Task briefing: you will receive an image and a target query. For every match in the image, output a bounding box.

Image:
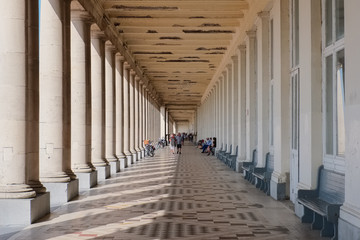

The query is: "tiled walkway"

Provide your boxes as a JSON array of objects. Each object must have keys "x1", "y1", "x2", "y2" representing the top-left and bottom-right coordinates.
[{"x1": 4, "y1": 143, "x2": 326, "y2": 240}]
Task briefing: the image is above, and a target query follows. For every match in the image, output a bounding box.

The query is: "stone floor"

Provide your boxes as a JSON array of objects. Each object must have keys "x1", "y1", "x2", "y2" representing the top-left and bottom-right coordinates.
[{"x1": 1, "y1": 142, "x2": 327, "y2": 240}]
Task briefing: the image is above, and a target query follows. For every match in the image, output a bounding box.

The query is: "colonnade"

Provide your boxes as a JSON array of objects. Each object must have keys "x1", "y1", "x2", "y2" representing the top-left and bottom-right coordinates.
[
  {"x1": 0, "y1": 0, "x2": 164, "y2": 225},
  {"x1": 197, "y1": 0, "x2": 360, "y2": 238}
]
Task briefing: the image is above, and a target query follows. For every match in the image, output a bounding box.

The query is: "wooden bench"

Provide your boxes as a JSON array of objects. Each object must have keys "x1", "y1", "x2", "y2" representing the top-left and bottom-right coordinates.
[
  {"x1": 297, "y1": 166, "x2": 345, "y2": 240},
  {"x1": 252, "y1": 152, "x2": 273, "y2": 195},
  {"x1": 227, "y1": 145, "x2": 238, "y2": 171},
  {"x1": 241, "y1": 149, "x2": 257, "y2": 182}
]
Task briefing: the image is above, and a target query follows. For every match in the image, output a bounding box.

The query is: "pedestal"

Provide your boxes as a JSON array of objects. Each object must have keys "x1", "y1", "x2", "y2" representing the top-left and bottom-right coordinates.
[
  {"x1": 96, "y1": 165, "x2": 111, "y2": 182},
  {"x1": 43, "y1": 179, "x2": 79, "y2": 207},
  {"x1": 76, "y1": 171, "x2": 97, "y2": 190},
  {"x1": 109, "y1": 161, "x2": 120, "y2": 175},
  {"x1": 132, "y1": 152, "x2": 138, "y2": 162},
  {"x1": 126, "y1": 154, "x2": 133, "y2": 165},
  {"x1": 0, "y1": 192, "x2": 50, "y2": 225}
]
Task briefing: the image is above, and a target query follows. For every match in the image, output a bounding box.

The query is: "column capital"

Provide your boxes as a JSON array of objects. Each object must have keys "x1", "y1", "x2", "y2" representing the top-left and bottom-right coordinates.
[
  {"x1": 231, "y1": 55, "x2": 238, "y2": 62},
  {"x1": 115, "y1": 52, "x2": 125, "y2": 61},
  {"x1": 258, "y1": 11, "x2": 270, "y2": 19},
  {"x1": 135, "y1": 75, "x2": 141, "y2": 82},
  {"x1": 71, "y1": 10, "x2": 93, "y2": 22},
  {"x1": 238, "y1": 44, "x2": 246, "y2": 52},
  {"x1": 246, "y1": 30, "x2": 257, "y2": 38},
  {"x1": 91, "y1": 23, "x2": 106, "y2": 39},
  {"x1": 130, "y1": 69, "x2": 136, "y2": 76},
  {"x1": 123, "y1": 61, "x2": 131, "y2": 69}
]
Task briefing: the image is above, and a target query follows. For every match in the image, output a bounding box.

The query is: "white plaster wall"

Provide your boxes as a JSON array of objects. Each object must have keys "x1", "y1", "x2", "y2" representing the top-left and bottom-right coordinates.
[{"x1": 339, "y1": 0, "x2": 360, "y2": 230}]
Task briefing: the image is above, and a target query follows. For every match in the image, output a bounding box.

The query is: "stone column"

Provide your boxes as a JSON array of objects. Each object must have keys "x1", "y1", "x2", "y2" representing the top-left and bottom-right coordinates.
[
  {"x1": 222, "y1": 72, "x2": 228, "y2": 152},
  {"x1": 271, "y1": 0, "x2": 291, "y2": 201},
  {"x1": 236, "y1": 45, "x2": 247, "y2": 169},
  {"x1": 115, "y1": 54, "x2": 126, "y2": 169},
  {"x1": 104, "y1": 41, "x2": 119, "y2": 175},
  {"x1": 129, "y1": 70, "x2": 137, "y2": 162},
  {"x1": 90, "y1": 27, "x2": 110, "y2": 181},
  {"x1": 139, "y1": 82, "x2": 145, "y2": 157},
  {"x1": 218, "y1": 76, "x2": 224, "y2": 151},
  {"x1": 256, "y1": 11, "x2": 270, "y2": 166},
  {"x1": 231, "y1": 56, "x2": 239, "y2": 153},
  {"x1": 339, "y1": 1, "x2": 360, "y2": 237},
  {"x1": 215, "y1": 81, "x2": 220, "y2": 151},
  {"x1": 0, "y1": 1, "x2": 51, "y2": 225},
  {"x1": 166, "y1": 109, "x2": 169, "y2": 143},
  {"x1": 246, "y1": 30, "x2": 257, "y2": 161},
  {"x1": 39, "y1": 0, "x2": 78, "y2": 206},
  {"x1": 0, "y1": 1, "x2": 37, "y2": 200},
  {"x1": 134, "y1": 76, "x2": 141, "y2": 160},
  {"x1": 160, "y1": 106, "x2": 166, "y2": 140},
  {"x1": 123, "y1": 62, "x2": 132, "y2": 165},
  {"x1": 70, "y1": 7, "x2": 97, "y2": 189},
  {"x1": 226, "y1": 65, "x2": 233, "y2": 154}
]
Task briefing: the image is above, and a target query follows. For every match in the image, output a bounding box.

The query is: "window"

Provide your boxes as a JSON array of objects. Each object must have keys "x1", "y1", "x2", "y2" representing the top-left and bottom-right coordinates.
[
  {"x1": 323, "y1": 0, "x2": 345, "y2": 162},
  {"x1": 291, "y1": 0, "x2": 299, "y2": 68}
]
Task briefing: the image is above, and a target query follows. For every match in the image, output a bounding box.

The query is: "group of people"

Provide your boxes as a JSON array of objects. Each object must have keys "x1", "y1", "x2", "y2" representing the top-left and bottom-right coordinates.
[
  {"x1": 169, "y1": 133, "x2": 184, "y2": 154},
  {"x1": 198, "y1": 137, "x2": 216, "y2": 156}
]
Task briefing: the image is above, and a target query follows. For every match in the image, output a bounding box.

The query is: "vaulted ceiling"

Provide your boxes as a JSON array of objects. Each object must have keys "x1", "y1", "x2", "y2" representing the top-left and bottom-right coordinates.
[{"x1": 93, "y1": 0, "x2": 249, "y2": 122}]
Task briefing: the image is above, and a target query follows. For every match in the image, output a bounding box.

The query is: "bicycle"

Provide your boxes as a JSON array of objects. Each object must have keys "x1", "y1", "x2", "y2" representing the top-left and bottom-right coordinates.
[{"x1": 144, "y1": 140, "x2": 155, "y2": 157}]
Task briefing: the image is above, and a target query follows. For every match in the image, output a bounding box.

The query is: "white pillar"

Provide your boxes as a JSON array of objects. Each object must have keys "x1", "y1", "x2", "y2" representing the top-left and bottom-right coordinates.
[
  {"x1": 90, "y1": 30, "x2": 111, "y2": 182},
  {"x1": 104, "y1": 41, "x2": 119, "y2": 175},
  {"x1": 115, "y1": 54, "x2": 126, "y2": 168},
  {"x1": 0, "y1": 0, "x2": 37, "y2": 199},
  {"x1": 123, "y1": 63, "x2": 132, "y2": 165},
  {"x1": 256, "y1": 11, "x2": 270, "y2": 165},
  {"x1": 134, "y1": 76, "x2": 141, "y2": 159},
  {"x1": 215, "y1": 81, "x2": 220, "y2": 150},
  {"x1": 237, "y1": 45, "x2": 247, "y2": 164},
  {"x1": 271, "y1": 0, "x2": 290, "y2": 200},
  {"x1": 231, "y1": 55, "x2": 239, "y2": 152},
  {"x1": 339, "y1": 0, "x2": 360, "y2": 238},
  {"x1": 70, "y1": 8, "x2": 96, "y2": 187},
  {"x1": 138, "y1": 81, "x2": 144, "y2": 157},
  {"x1": 39, "y1": 0, "x2": 72, "y2": 183},
  {"x1": 160, "y1": 106, "x2": 166, "y2": 139},
  {"x1": 246, "y1": 30, "x2": 257, "y2": 161},
  {"x1": 129, "y1": 70, "x2": 137, "y2": 162},
  {"x1": 226, "y1": 65, "x2": 233, "y2": 153}
]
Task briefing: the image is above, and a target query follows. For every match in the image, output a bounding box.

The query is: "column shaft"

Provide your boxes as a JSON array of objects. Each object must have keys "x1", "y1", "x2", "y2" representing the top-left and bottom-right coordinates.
[
  {"x1": 0, "y1": 0, "x2": 37, "y2": 198},
  {"x1": 39, "y1": 0, "x2": 71, "y2": 182},
  {"x1": 70, "y1": 12, "x2": 93, "y2": 173}
]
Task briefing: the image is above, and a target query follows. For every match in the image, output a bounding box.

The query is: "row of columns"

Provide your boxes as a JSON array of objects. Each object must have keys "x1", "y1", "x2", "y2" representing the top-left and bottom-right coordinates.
[
  {"x1": 0, "y1": 0, "x2": 161, "y2": 224},
  {"x1": 198, "y1": 5, "x2": 289, "y2": 200}
]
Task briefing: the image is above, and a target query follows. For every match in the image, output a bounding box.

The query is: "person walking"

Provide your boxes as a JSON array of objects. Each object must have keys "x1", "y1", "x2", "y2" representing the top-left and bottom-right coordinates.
[{"x1": 175, "y1": 132, "x2": 183, "y2": 154}]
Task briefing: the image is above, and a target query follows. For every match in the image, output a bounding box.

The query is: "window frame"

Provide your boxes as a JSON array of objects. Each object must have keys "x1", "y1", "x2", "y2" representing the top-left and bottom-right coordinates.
[{"x1": 322, "y1": 0, "x2": 345, "y2": 172}]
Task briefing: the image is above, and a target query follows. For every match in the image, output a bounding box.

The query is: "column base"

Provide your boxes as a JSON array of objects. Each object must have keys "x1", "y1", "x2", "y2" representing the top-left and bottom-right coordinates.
[
  {"x1": 43, "y1": 180, "x2": 79, "y2": 207},
  {"x1": 269, "y1": 171, "x2": 288, "y2": 200},
  {"x1": 140, "y1": 148, "x2": 145, "y2": 159},
  {"x1": 132, "y1": 152, "x2": 138, "y2": 162},
  {"x1": 0, "y1": 192, "x2": 50, "y2": 225},
  {"x1": 137, "y1": 150, "x2": 142, "y2": 160},
  {"x1": 235, "y1": 159, "x2": 246, "y2": 173},
  {"x1": 96, "y1": 165, "x2": 111, "y2": 182},
  {"x1": 76, "y1": 171, "x2": 98, "y2": 190},
  {"x1": 338, "y1": 204, "x2": 360, "y2": 240},
  {"x1": 126, "y1": 154, "x2": 133, "y2": 165},
  {"x1": 109, "y1": 161, "x2": 120, "y2": 175},
  {"x1": 117, "y1": 155, "x2": 127, "y2": 169}
]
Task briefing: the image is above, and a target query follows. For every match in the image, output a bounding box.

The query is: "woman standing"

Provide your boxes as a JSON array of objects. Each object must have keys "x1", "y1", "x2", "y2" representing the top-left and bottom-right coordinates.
[{"x1": 169, "y1": 134, "x2": 176, "y2": 154}]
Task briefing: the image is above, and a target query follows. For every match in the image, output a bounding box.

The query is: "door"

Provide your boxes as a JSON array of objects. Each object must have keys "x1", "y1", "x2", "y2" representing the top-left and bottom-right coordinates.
[{"x1": 290, "y1": 69, "x2": 299, "y2": 203}]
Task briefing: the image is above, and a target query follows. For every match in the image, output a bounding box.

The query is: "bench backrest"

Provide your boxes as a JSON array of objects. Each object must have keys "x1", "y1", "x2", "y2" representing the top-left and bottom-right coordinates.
[
  {"x1": 252, "y1": 149, "x2": 257, "y2": 166},
  {"x1": 228, "y1": 144, "x2": 232, "y2": 154},
  {"x1": 264, "y1": 153, "x2": 274, "y2": 172},
  {"x1": 234, "y1": 145, "x2": 238, "y2": 156},
  {"x1": 224, "y1": 144, "x2": 227, "y2": 152},
  {"x1": 317, "y1": 166, "x2": 345, "y2": 205}
]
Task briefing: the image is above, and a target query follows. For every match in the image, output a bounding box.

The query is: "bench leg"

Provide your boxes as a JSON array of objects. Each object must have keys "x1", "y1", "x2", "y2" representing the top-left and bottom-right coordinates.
[
  {"x1": 265, "y1": 181, "x2": 271, "y2": 196},
  {"x1": 301, "y1": 207, "x2": 314, "y2": 223},
  {"x1": 255, "y1": 177, "x2": 261, "y2": 189},
  {"x1": 311, "y1": 212, "x2": 323, "y2": 230},
  {"x1": 320, "y1": 218, "x2": 335, "y2": 238}
]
